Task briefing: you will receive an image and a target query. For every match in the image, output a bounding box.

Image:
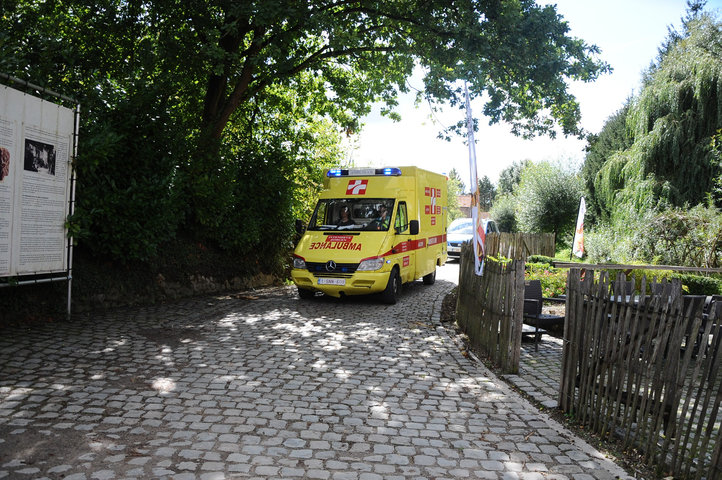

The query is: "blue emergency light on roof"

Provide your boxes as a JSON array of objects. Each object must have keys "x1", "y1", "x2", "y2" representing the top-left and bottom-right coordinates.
[{"x1": 326, "y1": 167, "x2": 402, "y2": 177}]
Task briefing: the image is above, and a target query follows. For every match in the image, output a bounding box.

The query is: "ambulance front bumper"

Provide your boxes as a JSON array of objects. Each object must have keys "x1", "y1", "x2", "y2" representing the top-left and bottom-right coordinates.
[{"x1": 291, "y1": 269, "x2": 390, "y2": 297}]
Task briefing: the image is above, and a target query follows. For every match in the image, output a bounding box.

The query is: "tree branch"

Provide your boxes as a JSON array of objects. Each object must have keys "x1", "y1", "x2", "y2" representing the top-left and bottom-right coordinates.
[{"x1": 209, "y1": 42, "x2": 393, "y2": 139}]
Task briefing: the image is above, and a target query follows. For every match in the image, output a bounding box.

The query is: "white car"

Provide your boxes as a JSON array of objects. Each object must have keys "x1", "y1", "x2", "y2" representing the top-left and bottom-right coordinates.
[{"x1": 446, "y1": 217, "x2": 499, "y2": 259}]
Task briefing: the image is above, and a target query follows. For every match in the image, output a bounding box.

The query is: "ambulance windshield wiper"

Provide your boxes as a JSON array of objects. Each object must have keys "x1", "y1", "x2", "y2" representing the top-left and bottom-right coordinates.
[{"x1": 316, "y1": 224, "x2": 361, "y2": 231}]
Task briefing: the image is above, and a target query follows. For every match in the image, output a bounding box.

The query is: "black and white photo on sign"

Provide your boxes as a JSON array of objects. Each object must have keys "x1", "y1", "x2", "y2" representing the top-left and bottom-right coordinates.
[{"x1": 24, "y1": 139, "x2": 56, "y2": 175}]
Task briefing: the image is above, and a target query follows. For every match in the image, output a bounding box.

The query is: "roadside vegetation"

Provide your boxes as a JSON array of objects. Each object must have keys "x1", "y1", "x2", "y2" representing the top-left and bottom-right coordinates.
[
  {"x1": 0, "y1": 0, "x2": 611, "y2": 322},
  {"x1": 483, "y1": 5, "x2": 722, "y2": 297},
  {"x1": 0, "y1": 2, "x2": 720, "y2": 319}
]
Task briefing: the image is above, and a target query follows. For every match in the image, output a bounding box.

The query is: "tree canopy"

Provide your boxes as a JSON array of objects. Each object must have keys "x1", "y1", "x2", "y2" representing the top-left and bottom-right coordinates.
[
  {"x1": 498, "y1": 160, "x2": 530, "y2": 195},
  {"x1": 582, "y1": 102, "x2": 633, "y2": 221},
  {"x1": 0, "y1": 0, "x2": 609, "y2": 269},
  {"x1": 515, "y1": 161, "x2": 583, "y2": 241},
  {"x1": 589, "y1": 11, "x2": 722, "y2": 221},
  {"x1": 582, "y1": 5, "x2": 722, "y2": 266},
  {"x1": 477, "y1": 175, "x2": 496, "y2": 211}
]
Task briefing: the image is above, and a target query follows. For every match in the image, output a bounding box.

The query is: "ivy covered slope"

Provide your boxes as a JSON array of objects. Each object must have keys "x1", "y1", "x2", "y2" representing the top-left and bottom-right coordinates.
[{"x1": 0, "y1": 1, "x2": 607, "y2": 305}]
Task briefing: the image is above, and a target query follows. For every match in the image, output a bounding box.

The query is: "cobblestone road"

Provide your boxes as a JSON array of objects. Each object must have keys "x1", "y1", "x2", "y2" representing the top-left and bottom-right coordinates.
[{"x1": 0, "y1": 266, "x2": 631, "y2": 479}]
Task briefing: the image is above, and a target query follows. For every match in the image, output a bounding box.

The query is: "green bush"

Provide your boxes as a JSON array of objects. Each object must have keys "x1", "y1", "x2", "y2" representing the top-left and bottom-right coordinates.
[
  {"x1": 528, "y1": 255, "x2": 555, "y2": 265},
  {"x1": 490, "y1": 194, "x2": 518, "y2": 233},
  {"x1": 525, "y1": 262, "x2": 568, "y2": 298},
  {"x1": 74, "y1": 92, "x2": 185, "y2": 263},
  {"x1": 671, "y1": 273, "x2": 722, "y2": 295},
  {"x1": 515, "y1": 161, "x2": 583, "y2": 240},
  {"x1": 596, "y1": 269, "x2": 722, "y2": 296},
  {"x1": 631, "y1": 205, "x2": 722, "y2": 268}
]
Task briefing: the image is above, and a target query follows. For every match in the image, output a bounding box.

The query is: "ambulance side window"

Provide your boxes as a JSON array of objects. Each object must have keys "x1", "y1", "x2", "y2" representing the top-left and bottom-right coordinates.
[
  {"x1": 395, "y1": 202, "x2": 409, "y2": 234},
  {"x1": 316, "y1": 203, "x2": 329, "y2": 226}
]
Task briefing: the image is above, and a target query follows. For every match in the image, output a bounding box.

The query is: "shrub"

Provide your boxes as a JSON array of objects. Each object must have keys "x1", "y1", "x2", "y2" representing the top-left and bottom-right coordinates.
[
  {"x1": 595, "y1": 269, "x2": 722, "y2": 295},
  {"x1": 671, "y1": 273, "x2": 722, "y2": 295},
  {"x1": 74, "y1": 93, "x2": 185, "y2": 263},
  {"x1": 631, "y1": 205, "x2": 722, "y2": 268},
  {"x1": 515, "y1": 161, "x2": 583, "y2": 240},
  {"x1": 490, "y1": 194, "x2": 518, "y2": 233},
  {"x1": 528, "y1": 255, "x2": 555, "y2": 265},
  {"x1": 525, "y1": 262, "x2": 568, "y2": 297}
]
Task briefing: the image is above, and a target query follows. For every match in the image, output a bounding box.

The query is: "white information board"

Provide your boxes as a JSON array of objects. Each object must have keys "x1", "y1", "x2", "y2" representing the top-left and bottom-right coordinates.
[{"x1": 0, "y1": 85, "x2": 74, "y2": 277}]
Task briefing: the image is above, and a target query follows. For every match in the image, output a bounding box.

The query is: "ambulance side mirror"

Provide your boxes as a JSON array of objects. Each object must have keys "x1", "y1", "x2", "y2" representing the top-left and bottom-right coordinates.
[
  {"x1": 409, "y1": 220, "x2": 419, "y2": 235},
  {"x1": 295, "y1": 219, "x2": 306, "y2": 234}
]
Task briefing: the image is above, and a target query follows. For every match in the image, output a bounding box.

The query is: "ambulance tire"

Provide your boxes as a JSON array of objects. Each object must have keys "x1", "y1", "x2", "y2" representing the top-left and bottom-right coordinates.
[
  {"x1": 381, "y1": 268, "x2": 402, "y2": 305},
  {"x1": 422, "y1": 269, "x2": 436, "y2": 285},
  {"x1": 297, "y1": 287, "x2": 316, "y2": 300}
]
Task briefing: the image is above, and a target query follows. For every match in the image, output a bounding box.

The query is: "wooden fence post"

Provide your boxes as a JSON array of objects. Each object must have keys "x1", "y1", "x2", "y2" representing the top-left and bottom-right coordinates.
[{"x1": 455, "y1": 244, "x2": 524, "y2": 373}]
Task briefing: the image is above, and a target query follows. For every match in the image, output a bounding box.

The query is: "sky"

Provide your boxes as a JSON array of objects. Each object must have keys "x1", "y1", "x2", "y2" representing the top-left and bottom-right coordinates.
[{"x1": 348, "y1": 0, "x2": 722, "y2": 191}]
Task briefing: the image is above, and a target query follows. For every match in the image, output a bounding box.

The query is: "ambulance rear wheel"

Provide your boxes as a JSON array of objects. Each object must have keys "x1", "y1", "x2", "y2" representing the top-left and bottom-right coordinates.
[
  {"x1": 382, "y1": 269, "x2": 401, "y2": 305},
  {"x1": 423, "y1": 269, "x2": 436, "y2": 285},
  {"x1": 298, "y1": 287, "x2": 315, "y2": 300}
]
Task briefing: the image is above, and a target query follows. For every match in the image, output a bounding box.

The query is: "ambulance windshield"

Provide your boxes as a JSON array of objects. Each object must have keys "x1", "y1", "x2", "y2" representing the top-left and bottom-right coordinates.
[{"x1": 308, "y1": 198, "x2": 395, "y2": 231}]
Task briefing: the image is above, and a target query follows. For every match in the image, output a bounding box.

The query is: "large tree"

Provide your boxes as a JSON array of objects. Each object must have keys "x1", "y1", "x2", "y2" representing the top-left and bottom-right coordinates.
[
  {"x1": 516, "y1": 161, "x2": 583, "y2": 242},
  {"x1": 498, "y1": 160, "x2": 530, "y2": 195},
  {"x1": 2, "y1": 0, "x2": 609, "y2": 145},
  {"x1": 582, "y1": 101, "x2": 633, "y2": 222},
  {"x1": 191, "y1": 1, "x2": 608, "y2": 142},
  {"x1": 592, "y1": 11, "x2": 722, "y2": 221},
  {"x1": 478, "y1": 175, "x2": 496, "y2": 211}
]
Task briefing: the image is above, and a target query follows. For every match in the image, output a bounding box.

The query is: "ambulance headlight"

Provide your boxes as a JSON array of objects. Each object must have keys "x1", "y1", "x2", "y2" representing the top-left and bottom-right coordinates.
[
  {"x1": 357, "y1": 257, "x2": 384, "y2": 271},
  {"x1": 293, "y1": 255, "x2": 306, "y2": 269}
]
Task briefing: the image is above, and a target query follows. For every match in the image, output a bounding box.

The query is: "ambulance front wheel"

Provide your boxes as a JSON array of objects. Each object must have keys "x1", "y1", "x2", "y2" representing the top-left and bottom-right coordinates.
[
  {"x1": 422, "y1": 269, "x2": 436, "y2": 285},
  {"x1": 297, "y1": 287, "x2": 316, "y2": 300},
  {"x1": 381, "y1": 268, "x2": 402, "y2": 305}
]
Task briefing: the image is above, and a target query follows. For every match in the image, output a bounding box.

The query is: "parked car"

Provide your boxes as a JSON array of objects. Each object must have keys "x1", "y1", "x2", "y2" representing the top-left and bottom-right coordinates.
[{"x1": 446, "y1": 217, "x2": 499, "y2": 260}]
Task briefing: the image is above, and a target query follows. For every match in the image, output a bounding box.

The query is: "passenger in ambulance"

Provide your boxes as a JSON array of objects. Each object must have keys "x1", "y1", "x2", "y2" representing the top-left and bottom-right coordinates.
[
  {"x1": 336, "y1": 206, "x2": 354, "y2": 226},
  {"x1": 368, "y1": 205, "x2": 390, "y2": 230}
]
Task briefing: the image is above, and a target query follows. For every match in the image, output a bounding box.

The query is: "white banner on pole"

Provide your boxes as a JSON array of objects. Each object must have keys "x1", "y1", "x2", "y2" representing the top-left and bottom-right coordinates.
[
  {"x1": 464, "y1": 83, "x2": 484, "y2": 276},
  {"x1": 572, "y1": 197, "x2": 586, "y2": 258}
]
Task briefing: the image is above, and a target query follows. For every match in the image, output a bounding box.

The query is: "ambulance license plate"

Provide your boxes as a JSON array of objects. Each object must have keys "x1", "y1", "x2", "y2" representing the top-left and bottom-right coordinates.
[{"x1": 318, "y1": 278, "x2": 345, "y2": 286}]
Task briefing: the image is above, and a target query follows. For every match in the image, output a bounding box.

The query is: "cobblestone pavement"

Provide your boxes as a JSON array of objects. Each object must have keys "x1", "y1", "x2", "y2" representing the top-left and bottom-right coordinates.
[
  {"x1": 0, "y1": 266, "x2": 632, "y2": 480},
  {"x1": 505, "y1": 339, "x2": 564, "y2": 410}
]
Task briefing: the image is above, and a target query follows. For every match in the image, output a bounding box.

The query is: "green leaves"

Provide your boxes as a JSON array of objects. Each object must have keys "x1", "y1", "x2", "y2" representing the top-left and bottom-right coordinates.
[
  {"x1": 581, "y1": 8, "x2": 722, "y2": 267},
  {"x1": 190, "y1": 0, "x2": 608, "y2": 143},
  {"x1": 515, "y1": 161, "x2": 583, "y2": 242},
  {"x1": 2, "y1": 0, "x2": 609, "y2": 270},
  {"x1": 589, "y1": 12, "x2": 722, "y2": 227}
]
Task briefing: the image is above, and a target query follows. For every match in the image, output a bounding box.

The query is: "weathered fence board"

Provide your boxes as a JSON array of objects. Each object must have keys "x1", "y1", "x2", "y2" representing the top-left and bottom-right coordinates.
[
  {"x1": 485, "y1": 232, "x2": 555, "y2": 259},
  {"x1": 455, "y1": 244, "x2": 525, "y2": 373},
  {"x1": 561, "y1": 269, "x2": 722, "y2": 479}
]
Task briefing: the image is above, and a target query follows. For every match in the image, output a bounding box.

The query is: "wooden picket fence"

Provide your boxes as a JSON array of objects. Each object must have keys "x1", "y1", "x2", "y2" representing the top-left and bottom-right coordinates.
[
  {"x1": 455, "y1": 244, "x2": 525, "y2": 373},
  {"x1": 560, "y1": 269, "x2": 722, "y2": 479},
  {"x1": 485, "y1": 232, "x2": 555, "y2": 259}
]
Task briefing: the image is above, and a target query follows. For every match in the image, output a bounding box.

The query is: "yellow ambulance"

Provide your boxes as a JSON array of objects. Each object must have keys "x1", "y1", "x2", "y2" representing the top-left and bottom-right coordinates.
[{"x1": 291, "y1": 166, "x2": 448, "y2": 304}]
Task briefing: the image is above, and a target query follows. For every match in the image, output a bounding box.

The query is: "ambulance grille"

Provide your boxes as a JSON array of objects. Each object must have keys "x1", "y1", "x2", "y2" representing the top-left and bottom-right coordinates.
[{"x1": 305, "y1": 262, "x2": 359, "y2": 277}]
